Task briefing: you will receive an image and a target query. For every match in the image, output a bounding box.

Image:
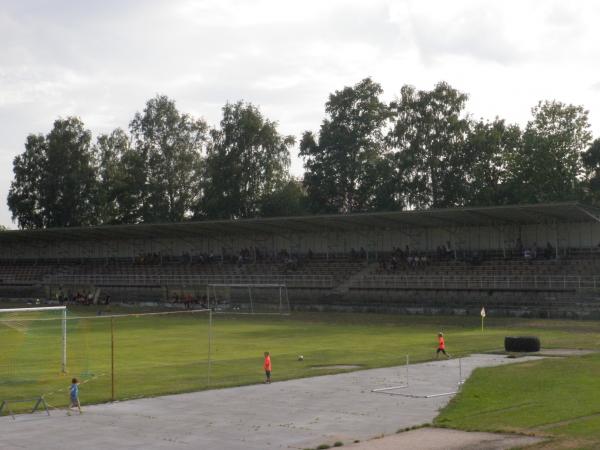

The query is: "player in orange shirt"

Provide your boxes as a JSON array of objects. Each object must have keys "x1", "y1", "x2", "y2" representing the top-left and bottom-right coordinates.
[
  {"x1": 436, "y1": 332, "x2": 450, "y2": 359},
  {"x1": 263, "y1": 351, "x2": 272, "y2": 383}
]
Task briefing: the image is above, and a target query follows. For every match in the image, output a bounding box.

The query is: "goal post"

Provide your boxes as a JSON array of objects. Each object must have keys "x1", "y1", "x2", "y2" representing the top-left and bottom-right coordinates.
[
  {"x1": 0, "y1": 306, "x2": 67, "y2": 373},
  {"x1": 206, "y1": 283, "x2": 290, "y2": 314},
  {"x1": 1, "y1": 308, "x2": 214, "y2": 411}
]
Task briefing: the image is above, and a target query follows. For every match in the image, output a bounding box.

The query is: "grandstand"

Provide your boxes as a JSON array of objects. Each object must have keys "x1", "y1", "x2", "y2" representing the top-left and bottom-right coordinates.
[{"x1": 1, "y1": 202, "x2": 600, "y2": 317}]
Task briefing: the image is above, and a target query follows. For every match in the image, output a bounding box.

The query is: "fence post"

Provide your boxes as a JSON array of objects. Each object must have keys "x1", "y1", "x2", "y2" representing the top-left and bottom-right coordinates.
[
  {"x1": 207, "y1": 309, "x2": 212, "y2": 386},
  {"x1": 111, "y1": 317, "x2": 115, "y2": 402}
]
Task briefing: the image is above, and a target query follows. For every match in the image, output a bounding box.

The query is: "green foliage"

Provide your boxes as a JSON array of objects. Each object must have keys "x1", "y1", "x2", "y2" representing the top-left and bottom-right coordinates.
[
  {"x1": 260, "y1": 179, "x2": 309, "y2": 217},
  {"x1": 93, "y1": 128, "x2": 138, "y2": 224},
  {"x1": 301, "y1": 78, "x2": 391, "y2": 213},
  {"x1": 7, "y1": 83, "x2": 600, "y2": 230},
  {"x1": 201, "y1": 101, "x2": 293, "y2": 219},
  {"x1": 8, "y1": 118, "x2": 98, "y2": 228},
  {"x1": 463, "y1": 119, "x2": 522, "y2": 206},
  {"x1": 582, "y1": 138, "x2": 600, "y2": 205},
  {"x1": 505, "y1": 101, "x2": 592, "y2": 203},
  {"x1": 129, "y1": 95, "x2": 207, "y2": 222},
  {"x1": 389, "y1": 82, "x2": 471, "y2": 209}
]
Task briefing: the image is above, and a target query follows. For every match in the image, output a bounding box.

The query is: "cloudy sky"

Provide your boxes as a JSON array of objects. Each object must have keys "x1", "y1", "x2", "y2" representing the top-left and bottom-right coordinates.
[{"x1": 1, "y1": 0, "x2": 599, "y2": 228}]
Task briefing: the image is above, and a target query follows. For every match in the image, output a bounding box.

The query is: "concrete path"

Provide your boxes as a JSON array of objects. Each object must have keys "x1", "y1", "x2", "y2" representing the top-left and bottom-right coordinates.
[
  {"x1": 0, "y1": 354, "x2": 541, "y2": 450},
  {"x1": 346, "y1": 428, "x2": 544, "y2": 450}
]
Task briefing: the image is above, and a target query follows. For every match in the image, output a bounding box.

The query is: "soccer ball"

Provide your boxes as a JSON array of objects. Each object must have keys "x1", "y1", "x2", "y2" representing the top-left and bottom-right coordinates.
[{"x1": 297, "y1": 355, "x2": 304, "y2": 361}]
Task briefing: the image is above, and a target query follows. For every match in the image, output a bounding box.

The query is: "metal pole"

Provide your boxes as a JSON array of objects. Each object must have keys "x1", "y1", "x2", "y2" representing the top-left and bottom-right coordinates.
[
  {"x1": 249, "y1": 286, "x2": 254, "y2": 313},
  {"x1": 111, "y1": 317, "x2": 115, "y2": 401},
  {"x1": 62, "y1": 308, "x2": 67, "y2": 373},
  {"x1": 207, "y1": 309, "x2": 212, "y2": 386}
]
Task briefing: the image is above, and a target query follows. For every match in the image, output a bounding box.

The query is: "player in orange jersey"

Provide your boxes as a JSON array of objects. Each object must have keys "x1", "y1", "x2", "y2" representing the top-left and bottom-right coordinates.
[
  {"x1": 436, "y1": 332, "x2": 450, "y2": 359},
  {"x1": 263, "y1": 351, "x2": 272, "y2": 383}
]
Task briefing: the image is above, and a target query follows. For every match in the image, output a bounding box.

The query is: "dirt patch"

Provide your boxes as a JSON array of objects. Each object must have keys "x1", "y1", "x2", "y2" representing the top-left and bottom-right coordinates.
[
  {"x1": 536, "y1": 349, "x2": 597, "y2": 357},
  {"x1": 310, "y1": 364, "x2": 362, "y2": 370},
  {"x1": 344, "y1": 427, "x2": 545, "y2": 450}
]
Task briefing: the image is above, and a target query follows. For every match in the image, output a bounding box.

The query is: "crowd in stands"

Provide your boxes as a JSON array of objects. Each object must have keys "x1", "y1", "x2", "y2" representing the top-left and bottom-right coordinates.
[
  {"x1": 55, "y1": 290, "x2": 111, "y2": 306},
  {"x1": 170, "y1": 292, "x2": 206, "y2": 309},
  {"x1": 515, "y1": 239, "x2": 556, "y2": 262},
  {"x1": 375, "y1": 239, "x2": 559, "y2": 274}
]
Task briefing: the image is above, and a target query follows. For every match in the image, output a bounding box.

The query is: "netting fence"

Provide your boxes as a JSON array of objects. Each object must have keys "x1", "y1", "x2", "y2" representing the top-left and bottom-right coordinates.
[{"x1": 0, "y1": 308, "x2": 215, "y2": 412}]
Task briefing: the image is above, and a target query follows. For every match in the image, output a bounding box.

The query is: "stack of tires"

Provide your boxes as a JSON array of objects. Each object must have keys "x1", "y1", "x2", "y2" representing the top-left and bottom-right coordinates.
[{"x1": 504, "y1": 336, "x2": 540, "y2": 352}]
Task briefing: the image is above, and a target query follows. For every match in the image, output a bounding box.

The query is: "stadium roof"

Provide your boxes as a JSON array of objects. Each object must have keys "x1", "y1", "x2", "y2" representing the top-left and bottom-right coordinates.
[{"x1": 1, "y1": 202, "x2": 599, "y2": 244}]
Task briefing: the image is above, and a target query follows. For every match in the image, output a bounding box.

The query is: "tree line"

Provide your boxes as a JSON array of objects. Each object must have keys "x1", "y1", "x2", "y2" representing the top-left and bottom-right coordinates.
[{"x1": 8, "y1": 79, "x2": 600, "y2": 229}]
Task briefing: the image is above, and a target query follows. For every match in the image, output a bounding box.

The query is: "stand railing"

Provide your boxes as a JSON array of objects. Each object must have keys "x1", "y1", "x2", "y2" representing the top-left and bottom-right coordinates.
[
  {"x1": 353, "y1": 275, "x2": 600, "y2": 290},
  {"x1": 45, "y1": 274, "x2": 336, "y2": 289}
]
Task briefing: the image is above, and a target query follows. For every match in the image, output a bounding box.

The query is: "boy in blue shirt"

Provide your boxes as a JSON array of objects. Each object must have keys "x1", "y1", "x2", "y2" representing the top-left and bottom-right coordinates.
[{"x1": 68, "y1": 378, "x2": 82, "y2": 414}]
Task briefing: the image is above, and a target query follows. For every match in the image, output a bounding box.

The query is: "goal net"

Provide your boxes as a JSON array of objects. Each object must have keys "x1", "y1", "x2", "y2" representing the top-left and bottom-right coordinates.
[
  {"x1": 0, "y1": 306, "x2": 67, "y2": 376},
  {"x1": 206, "y1": 283, "x2": 290, "y2": 314},
  {"x1": 0, "y1": 308, "x2": 213, "y2": 412}
]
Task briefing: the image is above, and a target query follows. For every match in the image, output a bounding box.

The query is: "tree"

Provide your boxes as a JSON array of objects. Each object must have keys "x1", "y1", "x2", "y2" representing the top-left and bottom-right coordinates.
[
  {"x1": 260, "y1": 179, "x2": 308, "y2": 217},
  {"x1": 582, "y1": 138, "x2": 600, "y2": 204},
  {"x1": 388, "y1": 82, "x2": 470, "y2": 209},
  {"x1": 464, "y1": 119, "x2": 522, "y2": 206},
  {"x1": 300, "y1": 78, "x2": 391, "y2": 213},
  {"x1": 7, "y1": 134, "x2": 47, "y2": 228},
  {"x1": 506, "y1": 101, "x2": 592, "y2": 203},
  {"x1": 8, "y1": 118, "x2": 98, "y2": 228},
  {"x1": 93, "y1": 128, "x2": 145, "y2": 224},
  {"x1": 129, "y1": 95, "x2": 207, "y2": 223},
  {"x1": 201, "y1": 101, "x2": 293, "y2": 219}
]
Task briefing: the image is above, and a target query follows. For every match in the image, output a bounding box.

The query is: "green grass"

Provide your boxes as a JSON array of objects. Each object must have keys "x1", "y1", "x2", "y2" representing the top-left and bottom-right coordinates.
[
  {"x1": 1, "y1": 306, "x2": 600, "y2": 430},
  {"x1": 435, "y1": 353, "x2": 600, "y2": 448}
]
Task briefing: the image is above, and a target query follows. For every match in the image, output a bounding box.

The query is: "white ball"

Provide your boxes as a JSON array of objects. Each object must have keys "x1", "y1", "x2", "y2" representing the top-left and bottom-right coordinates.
[{"x1": 298, "y1": 355, "x2": 304, "y2": 361}]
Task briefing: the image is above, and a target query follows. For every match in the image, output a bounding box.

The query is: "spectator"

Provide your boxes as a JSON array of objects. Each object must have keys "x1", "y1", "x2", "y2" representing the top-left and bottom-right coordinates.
[{"x1": 359, "y1": 247, "x2": 367, "y2": 260}]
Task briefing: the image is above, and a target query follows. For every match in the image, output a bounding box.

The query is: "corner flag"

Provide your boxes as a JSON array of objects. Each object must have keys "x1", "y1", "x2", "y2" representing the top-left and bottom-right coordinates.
[{"x1": 480, "y1": 307, "x2": 486, "y2": 332}]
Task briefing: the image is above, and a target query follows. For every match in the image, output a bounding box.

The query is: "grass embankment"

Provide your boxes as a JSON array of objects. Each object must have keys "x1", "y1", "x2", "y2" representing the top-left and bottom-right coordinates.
[
  {"x1": 1, "y1": 308, "x2": 599, "y2": 420},
  {"x1": 436, "y1": 353, "x2": 600, "y2": 449}
]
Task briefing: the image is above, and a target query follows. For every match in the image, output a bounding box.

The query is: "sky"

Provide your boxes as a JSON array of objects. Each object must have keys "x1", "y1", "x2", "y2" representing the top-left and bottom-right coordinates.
[{"x1": 1, "y1": 0, "x2": 600, "y2": 228}]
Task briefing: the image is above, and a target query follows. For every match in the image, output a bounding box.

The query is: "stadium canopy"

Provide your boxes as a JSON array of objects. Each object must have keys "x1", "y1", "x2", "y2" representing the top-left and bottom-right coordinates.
[{"x1": 1, "y1": 202, "x2": 599, "y2": 243}]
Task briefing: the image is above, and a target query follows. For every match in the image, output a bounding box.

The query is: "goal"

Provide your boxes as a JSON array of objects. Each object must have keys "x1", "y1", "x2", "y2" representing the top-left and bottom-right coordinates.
[
  {"x1": 206, "y1": 283, "x2": 290, "y2": 314},
  {"x1": 1, "y1": 308, "x2": 214, "y2": 410},
  {"x1": 0, "y1": 306, "x2": 67, "y2": 373}
]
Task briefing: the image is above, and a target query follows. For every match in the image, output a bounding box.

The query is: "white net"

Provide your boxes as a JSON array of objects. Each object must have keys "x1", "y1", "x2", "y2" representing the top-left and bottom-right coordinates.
[{"x1": 207, "y1": 284, "x2": 290, "y2": 314}]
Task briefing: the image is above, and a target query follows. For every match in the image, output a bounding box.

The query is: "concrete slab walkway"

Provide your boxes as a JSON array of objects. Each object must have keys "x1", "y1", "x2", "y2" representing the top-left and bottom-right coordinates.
[{"x1": 0, "y1": 354, "x2": 541, "y2": 450}]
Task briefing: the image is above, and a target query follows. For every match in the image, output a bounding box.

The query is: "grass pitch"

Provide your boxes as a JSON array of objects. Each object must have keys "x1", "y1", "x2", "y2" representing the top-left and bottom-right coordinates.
[
  {"x1": 436, "y1": 353, "x2": 600, "y2": 449},
  {"x1": 1, "y1": 306, "x2": 600, "y2": 437}
]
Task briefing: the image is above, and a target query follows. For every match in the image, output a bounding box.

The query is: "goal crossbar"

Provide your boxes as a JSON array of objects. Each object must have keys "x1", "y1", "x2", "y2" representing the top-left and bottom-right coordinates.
[{"x1": 0, "y1": 306, "x2": 66, "y2": 313}]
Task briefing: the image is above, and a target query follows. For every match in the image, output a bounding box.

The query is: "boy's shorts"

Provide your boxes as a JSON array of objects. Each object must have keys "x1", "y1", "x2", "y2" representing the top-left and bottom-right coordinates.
[{"x1": 265, "y1": 370, "x2": 271, "y2": 377}]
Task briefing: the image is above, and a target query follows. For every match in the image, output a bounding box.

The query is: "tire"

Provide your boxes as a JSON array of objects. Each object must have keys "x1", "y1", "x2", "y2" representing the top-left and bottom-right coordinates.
[{"x1": 504, "y1": 336, "x2": 541, "y2": 352}]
